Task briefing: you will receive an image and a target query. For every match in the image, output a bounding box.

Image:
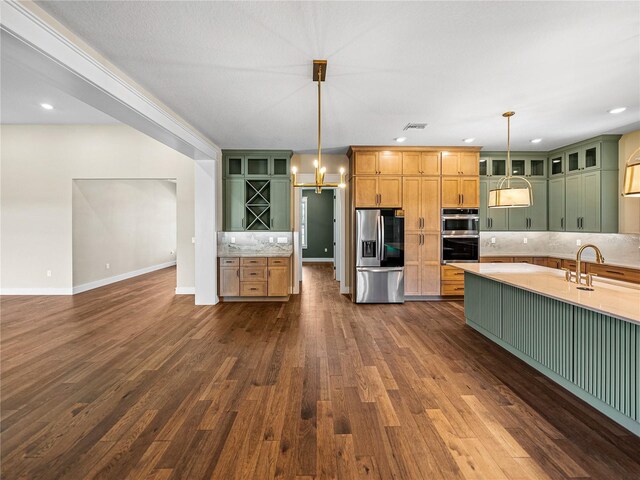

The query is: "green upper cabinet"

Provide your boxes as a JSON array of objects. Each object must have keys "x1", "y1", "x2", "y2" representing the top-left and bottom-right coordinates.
[
  {"x1": 480, "y1": 179, "x2": 508, "y2": 231},
  {"x1": 222, "y1": 150, "x2": 292, "y2": 232},
  {"x1": 225, "y1": 179, "x2": 246, "y2": 231},
  {"x1": 548, "y1": 177, "x2": 565, "y2": 231},
  {"x1": 270, "y1": 179, "x2": 291, "y2": 230},
  {"x1": 480, "y1": 152, "x2": 546, "y2": 178},
  {"x1": 549, "y1": 152, "x2": 565, "y2": 177},
  {"x1": 507, "y1": 180, "x2": 547, "y2": 231}
]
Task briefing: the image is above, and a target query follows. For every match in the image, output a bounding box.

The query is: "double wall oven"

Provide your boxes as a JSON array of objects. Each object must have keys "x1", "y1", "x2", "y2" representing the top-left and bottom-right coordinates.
[{"x1": 441, "y1": 208, "x2": 479, "y2": 263}]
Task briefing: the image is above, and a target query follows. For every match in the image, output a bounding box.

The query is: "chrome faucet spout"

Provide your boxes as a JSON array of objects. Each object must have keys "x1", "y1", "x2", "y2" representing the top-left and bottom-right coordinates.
[{"x1": 575, "y1": 244, "x2": 605, "y2": 285}]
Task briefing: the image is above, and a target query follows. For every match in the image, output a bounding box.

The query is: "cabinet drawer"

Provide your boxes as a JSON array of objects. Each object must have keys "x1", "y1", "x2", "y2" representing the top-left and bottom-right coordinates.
[
  {"x1": 219, "y1": 257, "x2": 239, "y2": 266},
  {"x1": 513, "y1": 257, "x2": 534, "y2": 264},
  {"x1": 240, "y1": 282, "x2": 267, "y2": 296},
  {"x1": 268, "y1": 257, "x2": 290, "y2": 267},
  {"x1": 441, "y1": 265, "x2": 465, "y2": 281},
  {"x1": 240, "y1": 257, "x2": 267, "y2": 266},
  {"x1": 561, "y1": 259, "x2": 586, "y2": 273},
  {"x1": 240, "y1": 267, "x2": 267, "y2": 281},
  {"x1": 441, "y1": 282, "x2": 465, "y2": 296},
  {"x1": 587, "y1": 263, "x2": 640, "y2": 284},
  {"x1": 547, "y1": 257, "x2": 562, "y2": 269},
  {"x1": 533, "y1": 257, "x2": 548, "y2": 266},
  {"x1": 481, "y1": 257, "x2": 513, "y2": 263}
]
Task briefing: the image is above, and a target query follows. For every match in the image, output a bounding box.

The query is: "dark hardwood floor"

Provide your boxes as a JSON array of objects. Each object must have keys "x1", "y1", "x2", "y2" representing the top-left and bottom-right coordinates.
[{"x1": 2, "y1": 264, "x2": 639, "y2": 479}]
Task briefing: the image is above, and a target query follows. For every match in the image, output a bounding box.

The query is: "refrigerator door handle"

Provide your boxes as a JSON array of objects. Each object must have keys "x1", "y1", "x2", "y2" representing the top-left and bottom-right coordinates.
[
  {"x1": 379, "y1": 215, "x2": 385, "y2": 260},
  {"x1": 377, "y1": 214, "x2": 383, "y2": 260},
  {"x1": 357, "y1": 267, "x2": 404, "y2": 273}
]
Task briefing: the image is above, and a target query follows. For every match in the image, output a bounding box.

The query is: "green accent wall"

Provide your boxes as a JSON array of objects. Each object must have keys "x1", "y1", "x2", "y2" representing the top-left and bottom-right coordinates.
[{"x1": 302, "y1": 190, "x2": 334, "y2": 259}]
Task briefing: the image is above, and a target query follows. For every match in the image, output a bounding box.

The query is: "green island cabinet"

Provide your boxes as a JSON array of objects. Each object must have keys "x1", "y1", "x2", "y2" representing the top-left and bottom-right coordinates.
[
  {"x1": 222, "y1": 150, "x2": 292, "y2": 231},
  {"x1": 547, "y1": 135, "x2": 620, "y2": 233},
  {"x1": 479, "y1": 152, "x2": 548, "y2": 231}
]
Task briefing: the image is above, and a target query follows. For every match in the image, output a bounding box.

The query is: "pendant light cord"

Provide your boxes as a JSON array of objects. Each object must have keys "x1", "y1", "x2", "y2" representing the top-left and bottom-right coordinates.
[{"x1": 317, "y1": 65, "x2": 322, "y2": 186}]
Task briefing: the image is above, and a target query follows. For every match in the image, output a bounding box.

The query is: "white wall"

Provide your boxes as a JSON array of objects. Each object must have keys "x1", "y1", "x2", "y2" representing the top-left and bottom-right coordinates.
[
  {"x1": 72, "y1": 179, "x2": 177, "y2": 290},
  {"x1": 1, "y1": 125, "x2": 195, "y2": 294}
]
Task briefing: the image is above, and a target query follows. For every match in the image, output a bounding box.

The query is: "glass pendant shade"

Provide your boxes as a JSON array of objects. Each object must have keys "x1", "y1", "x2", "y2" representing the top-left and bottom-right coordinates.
[{"x1": 622, "y1": 149, "x2": 640, "y2": 197}]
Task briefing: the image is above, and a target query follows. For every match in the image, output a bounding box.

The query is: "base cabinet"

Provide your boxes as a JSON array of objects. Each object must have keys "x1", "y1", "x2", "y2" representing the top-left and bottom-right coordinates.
[{"x1": 218, "y1": 256, "x2": 291, "y2": 299}]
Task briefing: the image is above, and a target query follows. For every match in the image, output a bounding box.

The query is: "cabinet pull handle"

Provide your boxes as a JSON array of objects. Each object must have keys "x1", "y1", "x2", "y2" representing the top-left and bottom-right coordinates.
[
  {"x1": 236, "y1": 269, "x2": 239, "y2": 277},
  {"x1": 242, "y1": 218, "x2": 245, "y2": 228},
  {"x1": 461, "y1": 194, "x2": 464, "y2": 205},
  {"x1": 561, "y1": 217, "x2": 564, "y2": 229},
  {"x1": 271, "y1": 218, "x2": 273, "y2": 228}
]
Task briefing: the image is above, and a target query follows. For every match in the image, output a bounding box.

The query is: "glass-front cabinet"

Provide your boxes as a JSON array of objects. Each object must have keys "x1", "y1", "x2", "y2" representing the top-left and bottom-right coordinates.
[
  {"x1": 222, "y1": 150, "x2": 292, "y2": 231},
  {"x1": 549, "y1": 153, "x2": 565, "y2": 176},
  {"x1": 480, "y1": 153, "x2": 545, "y2": 178},
  {"x1": 564, "y1": 142, "x2": 602, "y2": 176}
]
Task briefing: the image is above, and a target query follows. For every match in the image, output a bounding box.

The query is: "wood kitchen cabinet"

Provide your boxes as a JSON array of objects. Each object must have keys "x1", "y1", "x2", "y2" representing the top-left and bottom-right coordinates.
[
  {"x1": 354, "y1": 176, "x2": 402, "y2": 208},
  {"x1": 402, "y1": 177, "x2": 440, "y2": 231},
  {"x1": 402, "y1": 152, "x2": 440, "y2": 175},
  {"x1": 218, "y1": 256, "x2": 290, "y2": 299},
  {"x1": 442, "y1": 177, "x2": 479, "y2": 208},
  {"x1": 404, "y1": 232, "x2": 440, "y2": 296},
  {"x1": 441, "y1": 151, "x2": 479, "y2": 176},
  {"x1": 354, "y1": 151, "x2": 402, "y2": 175}
]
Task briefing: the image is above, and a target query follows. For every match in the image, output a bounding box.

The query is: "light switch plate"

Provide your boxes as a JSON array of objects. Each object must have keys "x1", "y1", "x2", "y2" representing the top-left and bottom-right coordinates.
[
  {"x1": 576, "y1": 239, "x2": 582, "y2": 246},
  {"x1": 277, "y1": 237, "x2": 288, "y2": 244},
  {"x1": 230, "y1": 237, "x2": 235, "y2": 244},
  {"x1": 269, "y1": 237, "x2": 274, "y2": 243},
  {"x1": 491, "y1": 237, "x2": 496, "y2": 244},
  {"x1": 523, "y1": 237, "x2": 528, "y2": 244}
]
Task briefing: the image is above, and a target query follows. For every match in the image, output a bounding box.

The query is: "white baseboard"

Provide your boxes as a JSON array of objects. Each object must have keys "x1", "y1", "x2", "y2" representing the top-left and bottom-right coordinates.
[
  {"x1": 0, "y1": 287, "x2": 73, "y2": 295},
  {"x1": 302, "y1": 258, "x2": 334, "y2": 263},
  {"x1": 73, "y1": 261, "x2": 176, "y2": 294},
  {"x1": 175, "y1": 287, "x2": 195, "y2": 295},
  {"x1": 340, "y1": 285, "x2": 350, "y2": 295}
]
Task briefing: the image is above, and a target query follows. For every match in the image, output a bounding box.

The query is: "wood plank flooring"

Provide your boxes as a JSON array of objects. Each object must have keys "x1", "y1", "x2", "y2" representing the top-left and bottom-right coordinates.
[{"x1": 2, "y1": 264, "x2": 639, "y2": 479}]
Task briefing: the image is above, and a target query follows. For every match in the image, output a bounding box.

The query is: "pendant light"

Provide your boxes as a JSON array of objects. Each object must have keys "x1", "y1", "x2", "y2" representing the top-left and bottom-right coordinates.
[
  {"x1": 488, "y1": 112, "x2": 533, "y2": 208},
  {"x1": 622, "y1": 147, "x2": 640, "y2": 197},
  {"x1": 291, "y1": 60, "x2": 346, "y2": 193}
]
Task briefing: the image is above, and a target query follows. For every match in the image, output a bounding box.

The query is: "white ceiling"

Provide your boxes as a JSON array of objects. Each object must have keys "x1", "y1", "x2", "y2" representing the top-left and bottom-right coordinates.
[
  {"x1": 1, "y1": 55, "x2": 119, "y2": 125},
  {"x1": 33, "y1": 1, "x2": 640, "y2": 151}
]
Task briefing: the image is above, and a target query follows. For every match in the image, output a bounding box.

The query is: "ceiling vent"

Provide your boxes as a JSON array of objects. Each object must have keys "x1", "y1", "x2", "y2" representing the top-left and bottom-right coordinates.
[{"x1": 403, "y1": 123, "x2": 428, "y2": 131}]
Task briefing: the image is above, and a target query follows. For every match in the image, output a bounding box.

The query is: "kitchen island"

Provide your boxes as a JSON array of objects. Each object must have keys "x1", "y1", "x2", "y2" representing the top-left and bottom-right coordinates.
[{"x1": 451, "y1": 262, "x2": 640, "y2": 435}]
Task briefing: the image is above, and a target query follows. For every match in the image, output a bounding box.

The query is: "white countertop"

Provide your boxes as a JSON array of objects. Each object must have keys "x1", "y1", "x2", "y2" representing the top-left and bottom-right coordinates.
[
  {"x1": 479, "y1": 253, "x2": 639, "y2": 270},
  {"x1": 450, "y1": 263, "x2": 640, "y2": 324},
  {"x1": 217, "y1": 247, "x2": 293, "y2": 258}
]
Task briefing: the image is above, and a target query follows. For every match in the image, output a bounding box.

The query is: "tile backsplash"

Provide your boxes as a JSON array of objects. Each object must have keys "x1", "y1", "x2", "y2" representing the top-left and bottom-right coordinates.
[
  {"x1": 480, "y1": 232, "x2": 640, "y2": 267},
  {"x1": 217, "y1": 231, "x2": 293, "y2": 254}
]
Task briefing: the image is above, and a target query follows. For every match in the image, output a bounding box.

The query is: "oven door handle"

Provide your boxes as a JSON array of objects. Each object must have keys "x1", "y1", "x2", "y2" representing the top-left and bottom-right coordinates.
[
  {"x1": 441, "y1": 215, "x2": 480, "y2": 220},
  {"x1": 442, "y1": 234, "x2": 480, "y2": 238}
]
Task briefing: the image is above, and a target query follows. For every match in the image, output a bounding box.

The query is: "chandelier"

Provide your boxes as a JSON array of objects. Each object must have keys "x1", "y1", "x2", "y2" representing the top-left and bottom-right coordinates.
[{"x1": 291, "y1": 60, "x2": 346, "y2": 193}]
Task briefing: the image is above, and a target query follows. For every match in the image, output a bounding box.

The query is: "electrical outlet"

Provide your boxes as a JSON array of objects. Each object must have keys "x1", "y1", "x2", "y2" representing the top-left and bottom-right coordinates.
[
  {"x1": 230, "y1": 237, "x2": 235, "y2": 244},
  {"x1": 277, "y1": 237, "x2": 288, "y2": 244},
  {"x1": 269, "y1": 237, "x2": 274, "y2": 243},
  {"x1": 523, "y1": 237, "x2": 528, "y2": 244},
  {"x1": 105, "y1": 263, "x2": 110, "y2": 269},
  {"x1": 192, "y1": 237, "x2": 196, "y2": 244},
  {"x1": 491, "y1": 237, "x2": 496, "y2": 244},
  {"x1": 170, "y1": 250, "x2": 175, "y2": 255},
  {"x1": 46, "y1": 270, "x2": 52, "y2": 277},
  {"x1": 576, "y1": 239, "x2": 582, "y2": 246}
]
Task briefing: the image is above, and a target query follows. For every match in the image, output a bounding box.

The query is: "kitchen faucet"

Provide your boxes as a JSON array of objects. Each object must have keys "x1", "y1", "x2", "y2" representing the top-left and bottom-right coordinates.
[{"x1": 569, "y1": 244, "x2": 605, "y2": 287}]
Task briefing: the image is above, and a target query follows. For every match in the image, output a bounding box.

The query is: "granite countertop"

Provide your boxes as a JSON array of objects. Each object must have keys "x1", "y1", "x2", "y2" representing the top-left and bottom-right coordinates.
[
  {"x1": 480, "y1": 252, "x2": 640, "y2": 270},
  {"x1": 450, "y1": 263, "x2": 640, "y2": 324},
  {"x1": 217, "y1": 246, "x2": 293, "y2": 258}
]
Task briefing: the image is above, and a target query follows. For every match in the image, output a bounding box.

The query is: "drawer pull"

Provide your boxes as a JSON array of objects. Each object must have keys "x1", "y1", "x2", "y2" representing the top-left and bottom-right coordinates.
[
  {"x1": 250, "y1": 273, "x2": 257, "y2": 276},
  {"x1": 606, "y1": 270, "x2": 622, "y2": 275},
  {"x1": 250, "y1": 288, "x2": 257, "y2": 291}
]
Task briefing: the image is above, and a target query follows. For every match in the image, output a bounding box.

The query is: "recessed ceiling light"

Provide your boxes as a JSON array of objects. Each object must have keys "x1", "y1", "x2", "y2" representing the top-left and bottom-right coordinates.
[
  {"x1": 40, "y1": 103, "x2": 54, "y2": 110},
  {"x1": 395, "y1": 137, "x2": 407, "y2": 143},
  {"x1": 608, "y1": 107, "x2": 626, "y2": 114},
  {"x1": 462, "y1": 138, "x2": 475, "y2": 143},
  {"x1": 530, "y1": 138, "x2": 542, "y2": 144}
]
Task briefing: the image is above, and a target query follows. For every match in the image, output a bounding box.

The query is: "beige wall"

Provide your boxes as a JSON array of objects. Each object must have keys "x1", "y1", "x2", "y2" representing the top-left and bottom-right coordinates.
[
  {"x1": 1, "y1": 125, "x2": 195, "y2": 293},
  {"x1": 72, "y1": 179, "x2": 177, "y2": 288},
  {"x1": 619, "y1": 130, "x2": 640, "y2": 234}
]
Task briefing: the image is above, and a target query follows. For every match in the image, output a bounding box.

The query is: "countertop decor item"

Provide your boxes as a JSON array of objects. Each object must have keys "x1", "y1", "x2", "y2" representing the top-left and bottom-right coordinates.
[
  {"x1": 488, "y1": 112, "x2": 533, "y2": 208},
  {"x1": 291, "y1": 60, "x2": 346, "y2": 193},
  {"x1": 623, "y1": 147, "x2": 640, "y2": 196}
]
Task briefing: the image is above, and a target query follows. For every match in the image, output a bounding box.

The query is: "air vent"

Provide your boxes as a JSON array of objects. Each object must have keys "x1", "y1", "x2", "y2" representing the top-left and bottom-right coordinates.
[{"x1": 403, "y1": 123, "x2": 428, "y2": 130}]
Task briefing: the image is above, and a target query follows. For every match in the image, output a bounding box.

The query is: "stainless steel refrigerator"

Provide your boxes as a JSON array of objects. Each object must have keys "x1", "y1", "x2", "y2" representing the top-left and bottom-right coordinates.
[{"x1": 355, "y1": 209, "x2": 405, "y2": 303}]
